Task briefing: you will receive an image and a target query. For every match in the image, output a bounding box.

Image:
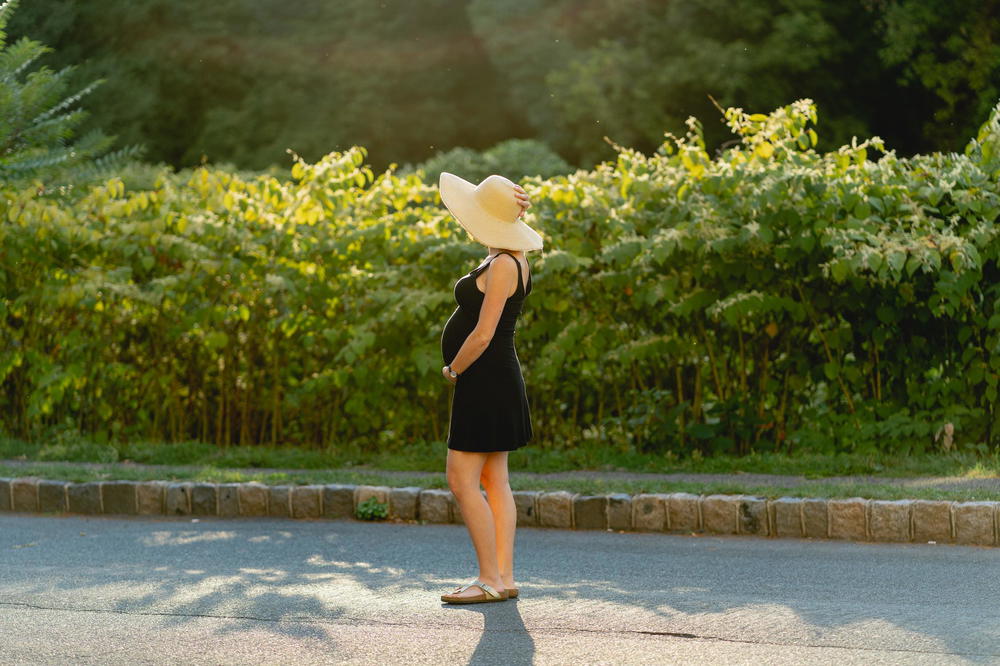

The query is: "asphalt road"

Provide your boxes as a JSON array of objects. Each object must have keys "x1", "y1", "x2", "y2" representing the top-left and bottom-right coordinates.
[{"x1": 1, "y1": 513, "x2": 998, "y2": 665}]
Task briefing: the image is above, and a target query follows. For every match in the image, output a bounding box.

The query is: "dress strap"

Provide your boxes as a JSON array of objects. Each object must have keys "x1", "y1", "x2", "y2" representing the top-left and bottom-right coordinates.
[
  {"x1": 472, "y1": 251, "x2": 527, "y2": 294},
  {"x1": 493, "y1": 251, "x2": 525, "y2": 295}
]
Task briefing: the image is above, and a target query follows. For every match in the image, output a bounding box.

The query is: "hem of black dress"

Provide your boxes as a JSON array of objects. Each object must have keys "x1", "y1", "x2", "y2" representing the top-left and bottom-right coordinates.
[{"x1": 447, "y1": 441, "x2": 530, "y2": 453}]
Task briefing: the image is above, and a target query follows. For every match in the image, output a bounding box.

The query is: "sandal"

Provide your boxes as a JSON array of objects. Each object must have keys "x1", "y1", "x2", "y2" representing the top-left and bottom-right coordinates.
[
  {"x1": 507, "y1": 587, "x2": 519, "y2": 599},
  {"x1": 440, "y1": 579, "x2": 508, "y2": 604}
]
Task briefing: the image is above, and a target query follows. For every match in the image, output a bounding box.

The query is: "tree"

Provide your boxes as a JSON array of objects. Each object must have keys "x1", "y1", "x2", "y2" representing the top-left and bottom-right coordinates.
[
  {"x1": 0, "y1": 0, "x2": 139, "y2": 183},
  {"x1": 873, "y1": 0, "x2": 1000, "y2": 151},
  {"x1": 7, "y1": 0, "x2": 519, "y2": 172}
]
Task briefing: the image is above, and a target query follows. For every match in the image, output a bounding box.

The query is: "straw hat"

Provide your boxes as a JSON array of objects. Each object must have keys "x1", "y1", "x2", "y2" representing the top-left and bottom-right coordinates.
[{"x1": 439, "y1": 172, "x2": 544, "y2": 252}]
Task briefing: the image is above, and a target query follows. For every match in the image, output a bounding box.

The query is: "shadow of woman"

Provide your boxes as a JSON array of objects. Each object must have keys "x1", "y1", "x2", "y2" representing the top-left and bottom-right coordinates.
[{"x1": 442, "y1": 598, "x2": 535, "y2": 666}]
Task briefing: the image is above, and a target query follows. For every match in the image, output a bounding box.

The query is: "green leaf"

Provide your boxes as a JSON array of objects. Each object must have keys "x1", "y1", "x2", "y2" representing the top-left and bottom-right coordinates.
[
  {"x1": 830, "y1": 260, "x2": 848, "y2": 282},
  {"x1": 205, "y1": 331, "x2": 229, "y2": 349},
  {"x1": 887, "y1": 250, "x2": 905, "y2": 274}
]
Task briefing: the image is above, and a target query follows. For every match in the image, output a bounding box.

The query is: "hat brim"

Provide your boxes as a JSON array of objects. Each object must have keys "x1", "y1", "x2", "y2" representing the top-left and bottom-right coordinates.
[{"x1": 439, "y1": 172, "x2": 544, "y2": 252}]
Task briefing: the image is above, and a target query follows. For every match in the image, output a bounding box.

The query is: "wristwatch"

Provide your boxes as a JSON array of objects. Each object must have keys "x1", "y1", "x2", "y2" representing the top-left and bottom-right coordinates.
[{"x1": 446, "y1": 365, "x2": 458, "y2": 379}]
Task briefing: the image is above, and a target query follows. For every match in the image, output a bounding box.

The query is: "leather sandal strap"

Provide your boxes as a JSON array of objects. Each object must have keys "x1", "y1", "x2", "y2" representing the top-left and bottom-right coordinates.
[
  {"x1": 471, "y1": 580, "x2": 501, "y2": 599},
  {"x1": 450, "y1": 579, "x2": 502, "y2": 599}
]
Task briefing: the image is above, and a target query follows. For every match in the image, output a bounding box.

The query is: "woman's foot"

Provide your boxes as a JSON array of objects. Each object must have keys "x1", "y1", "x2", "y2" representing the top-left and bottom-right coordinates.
[{"x1": 444, "y1": 577, "x2": 506, "y2": 601}]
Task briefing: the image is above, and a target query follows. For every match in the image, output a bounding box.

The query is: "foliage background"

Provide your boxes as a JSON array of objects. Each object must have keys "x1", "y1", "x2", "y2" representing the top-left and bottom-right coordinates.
[
  {"x1": 4, "y1": 1, "x2": 1000, "y2": 460},
  {"x1": 4, "y1": 98, "x2": 1000, "y2": 457},
  {"x1": 7, "y1": 0, "x2": 1000, "y2": 172}
]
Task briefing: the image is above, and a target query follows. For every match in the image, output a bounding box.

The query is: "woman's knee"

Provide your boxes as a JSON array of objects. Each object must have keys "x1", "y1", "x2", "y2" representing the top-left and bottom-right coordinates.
[
  {"x1": 446, "y1": 449, "x2": 489, "y2": 497},
  {"x1": 447, "y1": 469, "x2": 480, "y2": 497},
  {"x1": 479, "y1": 470, "x2": 510, "y2": 492}
]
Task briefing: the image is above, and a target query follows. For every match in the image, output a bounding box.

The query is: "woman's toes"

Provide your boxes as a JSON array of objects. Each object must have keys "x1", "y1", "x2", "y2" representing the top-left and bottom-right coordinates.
[{"x1": 448, "y1": 585, "x2": 478, "y2": 599}]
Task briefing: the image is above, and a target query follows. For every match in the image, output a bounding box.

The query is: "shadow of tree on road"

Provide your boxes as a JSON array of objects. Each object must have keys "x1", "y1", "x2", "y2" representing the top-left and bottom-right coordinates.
[{"x1": 2, "y1": 513, "x2": 998, "y2": 663}]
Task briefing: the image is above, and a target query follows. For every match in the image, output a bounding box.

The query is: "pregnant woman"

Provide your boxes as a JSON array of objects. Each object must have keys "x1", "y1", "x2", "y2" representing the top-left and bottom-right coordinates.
[{"x1": 437, "y1": 172, "x2": 542, "y2": 604}]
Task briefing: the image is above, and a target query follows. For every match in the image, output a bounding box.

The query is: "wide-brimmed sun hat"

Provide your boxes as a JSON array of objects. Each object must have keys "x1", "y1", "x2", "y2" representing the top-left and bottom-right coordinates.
[{"x1": 439, "y1": 172, "x2": 544, "y2": 252}]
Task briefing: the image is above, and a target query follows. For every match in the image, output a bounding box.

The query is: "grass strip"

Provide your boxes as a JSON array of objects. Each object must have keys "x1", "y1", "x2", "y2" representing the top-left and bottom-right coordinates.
[
  {"x1": 2, "y1": 461, "x2": 998, "y2": 503},
  {"x1": 3, "y1": 436, "x2": 1000, "y2": 479}
]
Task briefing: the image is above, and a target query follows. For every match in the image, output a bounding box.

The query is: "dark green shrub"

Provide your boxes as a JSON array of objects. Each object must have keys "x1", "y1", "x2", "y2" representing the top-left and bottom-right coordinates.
[
  {"x1": 408, "y1": 138, "x2": 574, "y2": 184},
  {"x1": 0, "y1": 0, "x2": 141, "y2": 186}
]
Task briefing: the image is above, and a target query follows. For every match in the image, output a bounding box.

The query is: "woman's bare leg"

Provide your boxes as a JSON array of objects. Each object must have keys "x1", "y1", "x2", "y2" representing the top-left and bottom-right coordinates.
[
  {"x1": 445, "y1": 449, "x2": 505, "y2": 598},
  {"x1": 481, "y1": 451, "x2": 517, "y2": 590}
]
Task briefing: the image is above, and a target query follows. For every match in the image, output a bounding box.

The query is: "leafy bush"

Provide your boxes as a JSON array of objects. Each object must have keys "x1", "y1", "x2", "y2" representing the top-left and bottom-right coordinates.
[{"x1": 3, "y1": 98, "x2": 1000, "y2": 458}]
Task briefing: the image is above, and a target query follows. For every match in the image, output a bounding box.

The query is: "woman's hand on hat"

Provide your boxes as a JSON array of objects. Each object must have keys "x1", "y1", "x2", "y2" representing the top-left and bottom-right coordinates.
[{"x1": 513, "y1": 184, "x2": 531, "y2": 219}]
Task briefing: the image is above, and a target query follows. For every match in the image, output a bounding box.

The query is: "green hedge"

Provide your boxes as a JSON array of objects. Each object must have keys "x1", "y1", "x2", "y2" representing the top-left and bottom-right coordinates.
[{"x1": 3, "y1": 98, "x2": 1000, "y2": 456}]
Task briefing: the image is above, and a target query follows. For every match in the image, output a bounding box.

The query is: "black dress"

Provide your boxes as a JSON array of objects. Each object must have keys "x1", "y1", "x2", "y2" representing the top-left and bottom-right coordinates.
[{"x1": 441, "y1": 251, "x2": 533, "y2": 452}]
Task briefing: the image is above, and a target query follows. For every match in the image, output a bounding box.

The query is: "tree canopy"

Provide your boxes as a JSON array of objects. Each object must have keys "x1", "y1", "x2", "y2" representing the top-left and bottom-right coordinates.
[{"x1": 7, "y1": 0, "x2": 999, "y2": 172}]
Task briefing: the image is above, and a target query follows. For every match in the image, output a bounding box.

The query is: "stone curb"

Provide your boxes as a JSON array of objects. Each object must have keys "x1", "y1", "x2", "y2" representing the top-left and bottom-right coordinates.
[{"x1": 1, "y1": 476, "x2": 997, "y2": 547}]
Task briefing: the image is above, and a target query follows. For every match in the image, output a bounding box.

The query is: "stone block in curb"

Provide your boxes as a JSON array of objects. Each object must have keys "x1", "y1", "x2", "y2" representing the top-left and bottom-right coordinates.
[
  {"x1": 102, "y1": 480, "x2": 137, "y2": 515},
  {"x1": 802, "y1": 499, "x2": 829, "y2": 538},
  {"x1": 702, "y1": 495, "x2": 739, "y2": 535},
  {"x1": 191, "y1": 483, "x2": 218, "y2": 516},
  {"x1": 67, "y1": 482, "x2": 102, "y2": 514},
  {"x1": 323, "y1": 484, "x2": 355, "y2": 519},
  {"x1": 738, "y1": 496, "x2": 769, "y2": 536},
  {"x1": 291, "y1": 485, "x2": 323, "y2": 519},
  {"x1": 870, "y1": 500, "x2": 911, "y2": 542},
  {"x1": 355, "y1": 485, "x2": 390, "y2": 508},
  {"x1": 954, "y1": 502, "x2": 996, "y2": 546},
  {"x1": 0, "y1": 478, "x2": 11, "y2": 511},
  {"x1": 538, "y1": 491, "x2": 574, "y2": 528},
  {"x1": 666, "y1": 493, "x2": 701, "y2": 532},
  {"x1": 771, "y1": 497, "x2": 803, "y2": 538},
  {"x1": 632, "y1": 494, "x2": 666, "y2": 532},
  {"x1": 388, "y1": 487, "x2": 421, "y2": 521},
  {"x1": 828, "y1": 498, "x2": 868, "y2": 541},
  {"x1": 512, "y1": 491, "x2": 539, "y2": 526},
  {"x1": 217, "y1": 483, "x2": 240, "y2": 518},
  {"x1": 12, "y1": 478, "x2": 39, "y2": 512},
  {"x1": 166, "y1": 483, "x2": 192, "y2": 515},
  {"x1": 238, "y1": 482, "x2": 268, "y2": 517},
  {"x1": 268, "y1": 485, "x2": 292, "y2": 518},
  {"x1": 911, "y1": 500, "x2": 953, "y2": 543},
  {"x1": 137, "y1": 482, "x2": 165, "y2": 516},
  {"x1": 37, "y1": 480, "x2": 67, "y2": 513},
  {"x1": 607, "y1": 493, "x2": 632, "y2": 530},
  {"x1": 573, "y1": 495, "x2": 608, "y2": 530},
  {"x1": 419, "y1": 489, "x2": 452, "y2": 523}
]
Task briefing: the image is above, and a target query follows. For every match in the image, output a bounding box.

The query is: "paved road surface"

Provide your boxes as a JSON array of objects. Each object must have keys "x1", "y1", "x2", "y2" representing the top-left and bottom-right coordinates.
[{"x1": 1, "y1": 513, "x2": 998, "y2": 665}]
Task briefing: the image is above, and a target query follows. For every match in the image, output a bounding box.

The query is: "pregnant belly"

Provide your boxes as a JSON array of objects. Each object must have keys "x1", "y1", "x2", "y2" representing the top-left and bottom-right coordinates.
[{"x1": 441, "y1": 307, "x2": 474, "y2": 364}]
